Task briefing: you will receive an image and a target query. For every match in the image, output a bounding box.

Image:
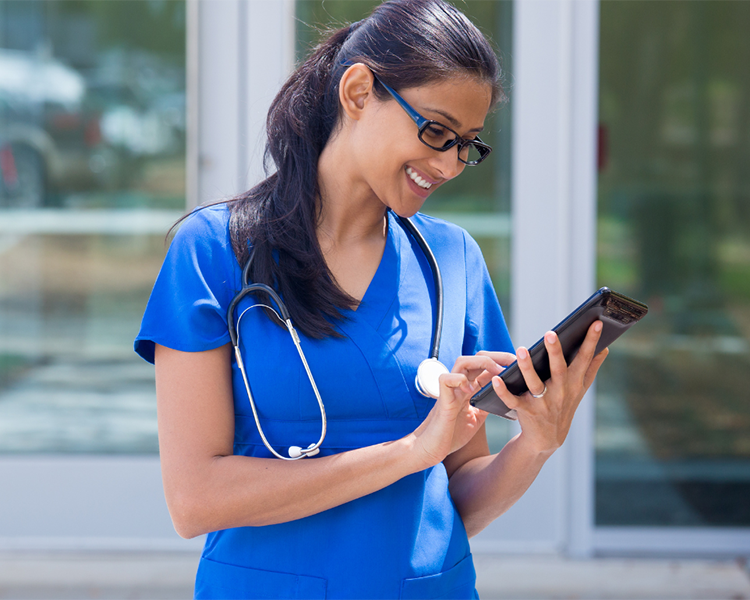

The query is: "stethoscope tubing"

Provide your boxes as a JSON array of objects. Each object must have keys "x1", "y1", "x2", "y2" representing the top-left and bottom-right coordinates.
[
  {"x1": 393, "y1": 213, "x2": 443, "y2": 361},
  {"x1": 233, "y1": 308, "x2": 326, "y2": 461},
  {"x1": 227, "y1": 211, "x2": 443, "y2": 459}
]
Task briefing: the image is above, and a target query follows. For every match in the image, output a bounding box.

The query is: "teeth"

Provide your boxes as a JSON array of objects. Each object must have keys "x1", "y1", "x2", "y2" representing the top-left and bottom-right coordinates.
[{"x1": 406, "y1": 167, "x2": 432, "y2": 190}]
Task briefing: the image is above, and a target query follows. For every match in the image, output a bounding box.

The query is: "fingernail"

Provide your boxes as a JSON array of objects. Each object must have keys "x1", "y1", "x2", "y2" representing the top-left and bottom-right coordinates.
[
  {"x1": 594, "y1": 321, "x2": 603, "y2": 332},
  {"x1": 518, "y1": 347, "x2": 528, "y2": 359},
  {"x1": 545, "y1": 332, "x2": 556, "y2": 344}
]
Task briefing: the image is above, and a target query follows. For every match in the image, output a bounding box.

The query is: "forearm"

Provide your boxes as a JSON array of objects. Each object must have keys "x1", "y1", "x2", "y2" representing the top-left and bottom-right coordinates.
[
  {"x1": 156, "y1": 345, "x2": 492, "y2": 539},
  {"x1": 166, "y1": 433, "x2": 425, "y2": 538},
  {"x1": 447, "y1": 433, "x2": 552, "y2": 538}
]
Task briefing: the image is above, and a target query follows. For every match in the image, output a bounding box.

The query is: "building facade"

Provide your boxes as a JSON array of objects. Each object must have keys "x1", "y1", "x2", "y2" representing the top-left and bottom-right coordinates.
[{"x1": 1, "y1": 0, "x2": 748, "y2": 557}]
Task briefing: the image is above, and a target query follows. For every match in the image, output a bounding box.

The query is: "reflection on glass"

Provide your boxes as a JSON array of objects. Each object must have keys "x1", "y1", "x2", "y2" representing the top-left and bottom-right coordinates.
[
  {"x1": 596, "y1": 0, "x2": 750, "y2": 526},
  {"x1": 296, "y1": 0, "x2": 514, "y2": 451},
  {"x1": 0, "y1": 0, "x2": 186, "y2": 453}
]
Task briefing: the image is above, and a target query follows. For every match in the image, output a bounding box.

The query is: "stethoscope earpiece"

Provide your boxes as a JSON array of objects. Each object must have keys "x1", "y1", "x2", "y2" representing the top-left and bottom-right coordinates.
[{"x1": 288, "y1": 444, "x2": 321, "y2": 459}]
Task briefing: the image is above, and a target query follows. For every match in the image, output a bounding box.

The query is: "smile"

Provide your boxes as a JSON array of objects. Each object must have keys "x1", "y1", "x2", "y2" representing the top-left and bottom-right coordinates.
[{"x1": 406, "y1": 167, "x2": 432, "y2": 190}]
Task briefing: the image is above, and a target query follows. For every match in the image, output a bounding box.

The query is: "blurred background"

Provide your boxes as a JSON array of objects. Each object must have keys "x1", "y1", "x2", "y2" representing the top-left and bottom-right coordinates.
[{"x1": 0, "y1": 0, "x2": 748, "y2": 577}]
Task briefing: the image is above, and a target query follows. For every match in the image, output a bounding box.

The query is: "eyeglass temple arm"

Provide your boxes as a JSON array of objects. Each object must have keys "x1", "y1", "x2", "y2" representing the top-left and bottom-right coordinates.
[
  {"x1": 340, "y1": 60, "x2": 428, "y2": 130},
  {"x1": 376, "y1": 79, "x2": 428, "y2": 129}
]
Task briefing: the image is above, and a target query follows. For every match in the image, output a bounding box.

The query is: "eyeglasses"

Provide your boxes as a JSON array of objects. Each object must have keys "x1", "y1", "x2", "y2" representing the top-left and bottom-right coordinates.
[{"x1": 372, "y1": 73, "x2": 493, "y2": 166}]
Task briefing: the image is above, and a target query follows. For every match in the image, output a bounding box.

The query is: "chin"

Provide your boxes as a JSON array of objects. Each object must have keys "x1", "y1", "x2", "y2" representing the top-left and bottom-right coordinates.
[{"x1": 389, "y1": 204, "x2": 423, "y2": 219}]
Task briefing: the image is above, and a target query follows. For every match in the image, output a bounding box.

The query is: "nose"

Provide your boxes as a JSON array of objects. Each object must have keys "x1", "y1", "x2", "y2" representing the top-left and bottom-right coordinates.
[{"x1": 428, "y1": 148, "x2": 466, "y2": 181}]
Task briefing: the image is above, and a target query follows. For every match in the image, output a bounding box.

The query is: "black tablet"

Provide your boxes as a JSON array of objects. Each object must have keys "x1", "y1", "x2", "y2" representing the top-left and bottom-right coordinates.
[{"x1": 470, "y1": 287, "x2": 648, "y2": 421}]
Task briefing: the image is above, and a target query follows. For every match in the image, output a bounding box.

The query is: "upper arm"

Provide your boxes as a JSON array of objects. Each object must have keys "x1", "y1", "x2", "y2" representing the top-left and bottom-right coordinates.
[{"x1": 155, "y1": 343, "x2": 235, "y2": 507}]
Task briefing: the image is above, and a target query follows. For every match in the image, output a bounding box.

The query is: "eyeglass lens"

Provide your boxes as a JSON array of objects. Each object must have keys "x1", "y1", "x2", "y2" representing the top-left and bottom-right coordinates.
[{"x1": 418, "y1": 122, "x2": 487, "y2": 165}]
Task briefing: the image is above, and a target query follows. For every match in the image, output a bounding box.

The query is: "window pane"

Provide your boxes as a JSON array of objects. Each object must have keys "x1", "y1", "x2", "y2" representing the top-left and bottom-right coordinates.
[
  {"x1": 0, "y1": 0, "x2": 186, "y2": 453},
  {"x1": 296, "y1": 0, "x2": 514, "y2": 452},
  {"x1": 596, "y1": 0, "x2": 750, "y2": 526}
]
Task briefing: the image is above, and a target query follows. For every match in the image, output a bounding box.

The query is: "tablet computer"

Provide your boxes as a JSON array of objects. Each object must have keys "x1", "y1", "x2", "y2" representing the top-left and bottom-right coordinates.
[{"x1": 470, "y1": 287, "x2": 648, "y2": 421}]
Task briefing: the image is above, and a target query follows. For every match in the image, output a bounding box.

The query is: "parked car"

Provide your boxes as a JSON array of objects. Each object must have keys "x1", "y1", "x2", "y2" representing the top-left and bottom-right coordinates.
[{"x1": 0, "y1": 50, "x2": 139, "y2": 208}]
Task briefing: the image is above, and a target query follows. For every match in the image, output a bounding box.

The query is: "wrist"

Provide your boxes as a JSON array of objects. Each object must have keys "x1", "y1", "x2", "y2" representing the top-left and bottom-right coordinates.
[
  {"x1": 400, "y1": 432, "x2": 441, "y2": 473},
  {"x1": 512, "y1": 432, "x2": 557, "y2": 461}
]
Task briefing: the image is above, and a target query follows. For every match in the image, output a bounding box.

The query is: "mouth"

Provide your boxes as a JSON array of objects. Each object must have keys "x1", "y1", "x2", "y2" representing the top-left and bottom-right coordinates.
[{"x1": 406, "y1": 166, "x2": 434, "y2": 191}]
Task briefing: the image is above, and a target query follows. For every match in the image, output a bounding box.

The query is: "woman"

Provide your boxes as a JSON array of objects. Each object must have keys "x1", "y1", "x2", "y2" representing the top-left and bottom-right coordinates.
[{"x1": 135, "y1": 0, "x2": 607, "y2": 597}]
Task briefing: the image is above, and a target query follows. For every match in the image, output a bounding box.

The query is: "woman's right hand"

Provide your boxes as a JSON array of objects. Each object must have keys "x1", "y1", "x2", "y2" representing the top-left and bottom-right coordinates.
[
  {"x1": 157, "y1": 343, "x2": 484, "y2": 536},
  {"x1": 410, "y1": 354, "x2": 507, "y2": 468}
]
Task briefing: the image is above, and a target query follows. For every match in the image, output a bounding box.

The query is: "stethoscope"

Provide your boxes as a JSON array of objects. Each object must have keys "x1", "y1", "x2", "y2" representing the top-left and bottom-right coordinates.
[{"x1": 227, "y1": 210, "x2": 447, "y2": 460}]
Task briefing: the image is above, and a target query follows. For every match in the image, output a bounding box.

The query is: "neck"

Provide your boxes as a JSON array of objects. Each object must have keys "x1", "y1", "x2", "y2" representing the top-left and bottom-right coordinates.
[{"x1": 316, "y1": 136, "x2": 387, "y2": 249}]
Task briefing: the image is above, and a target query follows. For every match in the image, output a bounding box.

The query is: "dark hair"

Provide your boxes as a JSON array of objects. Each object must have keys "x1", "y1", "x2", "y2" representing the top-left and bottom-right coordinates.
[{"x1": 228, "y1": 0, "x2": 503, "y2": 338}]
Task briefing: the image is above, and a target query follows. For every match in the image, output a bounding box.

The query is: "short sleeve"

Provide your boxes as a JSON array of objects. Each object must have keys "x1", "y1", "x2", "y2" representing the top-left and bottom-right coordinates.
[
  {"x1": 461, "y1": 230, "x2": 514, "y2": 356},
  {"x1": 134, "y1": 205, "x2": 238, "y2": 364}
]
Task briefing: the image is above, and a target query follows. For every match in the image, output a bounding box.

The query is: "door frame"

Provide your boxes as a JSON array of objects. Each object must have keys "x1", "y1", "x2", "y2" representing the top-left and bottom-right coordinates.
[
  {"x1": 5, "y1": 0, "x2": 747, "y2": 557},
  {"x1": 471, "y1": 0, "x2": 601, "y2": 557}
]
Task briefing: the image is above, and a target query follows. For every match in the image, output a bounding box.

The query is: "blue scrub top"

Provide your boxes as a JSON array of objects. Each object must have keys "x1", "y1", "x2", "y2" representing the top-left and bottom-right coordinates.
[{"x1": 135, "y1": 204, "x2": 513, "y2": 600}]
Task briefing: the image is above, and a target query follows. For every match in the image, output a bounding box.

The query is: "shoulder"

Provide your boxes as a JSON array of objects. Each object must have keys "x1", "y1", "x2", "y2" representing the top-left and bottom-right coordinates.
[
  {"x1": 169, "y1": 203, "x2": 235, "y2": 262},
  {"x1": 172, "y1": 203, "x2": 231, "y2": 246},
  {"x1": 164, "y1": 202, "x2": 238, "y2": 286}
]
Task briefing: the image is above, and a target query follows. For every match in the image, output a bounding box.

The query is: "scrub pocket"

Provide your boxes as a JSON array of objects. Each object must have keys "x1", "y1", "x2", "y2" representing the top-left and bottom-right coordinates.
[
  {"x1": 400, "y1": 554, "x2": 478, "y2": 600},
  {"x1": 194, "y1": 557, "x2": 327, "y2": 599}
]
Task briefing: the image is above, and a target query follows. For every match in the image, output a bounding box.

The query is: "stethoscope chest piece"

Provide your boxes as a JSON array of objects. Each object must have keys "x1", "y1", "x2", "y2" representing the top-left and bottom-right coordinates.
[{"x1": 415, "y1": 357, "x2": 449, "y2": 399}]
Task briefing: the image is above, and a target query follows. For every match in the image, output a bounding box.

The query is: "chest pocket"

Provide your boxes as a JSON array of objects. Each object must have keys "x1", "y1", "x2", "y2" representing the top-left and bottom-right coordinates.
[{"x1": 400, "y1": 554, "x2": 478, "y2": 600}]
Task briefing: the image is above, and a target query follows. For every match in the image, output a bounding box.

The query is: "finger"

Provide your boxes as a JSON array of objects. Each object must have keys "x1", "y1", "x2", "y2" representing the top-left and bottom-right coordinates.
[
  {"x1": 477, "y1": 350, "x2": 517, "y2": 368},
  {"x1": 490, "y1": 375, "x2": 521, "y2": 411},
  {"x1": 545, "y1": 331, "x2": 567, "y2": 380},
  {"x1": 515, "y1": 346, "x2": 546, "y2": 397},
  {"x1": 582, "y1": 347, "x2": 609, "y2": 390},
  {"x1": 474, "y1": 367, "x2": 502, "y2": 389},
  {"x1": 452, "y1": 354, "x2": 503, "y2": 381},
  {"x1": 570, "y1": 320, "x2": 604, "y2": 379},
  {"x1": 439, "y1": 372, "x2": 476, "y2": 398}
]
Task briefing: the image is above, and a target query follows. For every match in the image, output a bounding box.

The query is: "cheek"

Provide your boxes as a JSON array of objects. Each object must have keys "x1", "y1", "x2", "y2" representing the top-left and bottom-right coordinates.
[{"x1": 354, "y1": 134, "x2": 404, "y2": 186}]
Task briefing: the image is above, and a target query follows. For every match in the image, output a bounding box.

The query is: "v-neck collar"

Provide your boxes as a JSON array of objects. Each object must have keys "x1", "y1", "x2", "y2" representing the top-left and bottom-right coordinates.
[{"x1": 341, "y1": 211, "x2": 409, "y2": 330}]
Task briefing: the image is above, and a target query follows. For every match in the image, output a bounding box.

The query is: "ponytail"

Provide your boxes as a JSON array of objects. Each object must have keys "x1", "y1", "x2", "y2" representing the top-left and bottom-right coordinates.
[
  {"x1": 228, "y1": 22, "x2": 359, "y2": 338},
  {"x1": 227, "y1": 0, "x2": 502, "y2": 339}
]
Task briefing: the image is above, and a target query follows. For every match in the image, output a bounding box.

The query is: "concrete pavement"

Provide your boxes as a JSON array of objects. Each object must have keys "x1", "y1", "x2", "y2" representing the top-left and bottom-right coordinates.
[{"x1": 0, "y1": 551, "x2": 749, "y2": 599}]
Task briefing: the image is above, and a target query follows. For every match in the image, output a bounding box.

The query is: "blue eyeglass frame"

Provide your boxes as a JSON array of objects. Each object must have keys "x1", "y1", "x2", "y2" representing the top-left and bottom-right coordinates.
[{"x1": 340, "y1": 61, "x2": 492, "y2": 166}]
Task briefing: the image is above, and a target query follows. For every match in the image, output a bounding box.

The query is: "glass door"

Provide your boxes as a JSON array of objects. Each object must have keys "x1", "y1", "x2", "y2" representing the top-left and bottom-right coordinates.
[
  {"x1": 596, "y1": 0, "x2": 750, "y2": 531},
  {"x1": 0, "y1": 0, "x2": 187, "y2": 543}
]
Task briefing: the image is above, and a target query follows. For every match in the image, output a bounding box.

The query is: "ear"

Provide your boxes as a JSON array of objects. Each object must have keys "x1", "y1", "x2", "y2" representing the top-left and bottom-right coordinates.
[{"x1": 338, "y1": 63, "x2": 376, "y2": 121}]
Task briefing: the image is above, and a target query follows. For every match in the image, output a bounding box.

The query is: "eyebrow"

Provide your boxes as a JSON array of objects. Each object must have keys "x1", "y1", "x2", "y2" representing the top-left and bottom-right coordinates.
[{"x1": 423, "y1": 106, "x2": 485, "y2": 134}]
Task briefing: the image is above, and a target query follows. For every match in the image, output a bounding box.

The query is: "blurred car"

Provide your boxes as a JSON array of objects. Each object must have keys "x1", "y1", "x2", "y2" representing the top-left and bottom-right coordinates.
[
  {"x1": 0, "y1": 50, "x2": 138, "y2": 208},
  {"x1": 86, "y1": 81, "x2": 184, "y2": 157}
]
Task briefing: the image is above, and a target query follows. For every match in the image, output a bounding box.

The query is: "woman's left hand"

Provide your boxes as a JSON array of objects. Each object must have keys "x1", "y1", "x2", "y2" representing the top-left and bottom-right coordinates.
[{"x1": 489, "y1": 320, "x2": 609, "y2": 455}]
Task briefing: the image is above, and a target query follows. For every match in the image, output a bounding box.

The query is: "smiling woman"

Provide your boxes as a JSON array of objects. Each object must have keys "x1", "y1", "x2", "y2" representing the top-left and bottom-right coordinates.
[
  {"x1": 229, "y1": 3, "x2": 504, "y2": 340},
  {"x1": 134, "y1": 0, "x2": 608, "y2": 598}
]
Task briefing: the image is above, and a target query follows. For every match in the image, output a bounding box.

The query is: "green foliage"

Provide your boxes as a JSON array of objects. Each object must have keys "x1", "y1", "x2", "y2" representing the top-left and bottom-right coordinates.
[{"x1": 87, "y1": 0, "x2": 185, "y2": 58}]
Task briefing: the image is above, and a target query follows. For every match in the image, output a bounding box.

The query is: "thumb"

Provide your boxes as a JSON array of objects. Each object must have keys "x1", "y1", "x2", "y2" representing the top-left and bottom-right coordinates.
[{"x1": 438, "y1": 373, "x2": 474, "y2": 406}]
